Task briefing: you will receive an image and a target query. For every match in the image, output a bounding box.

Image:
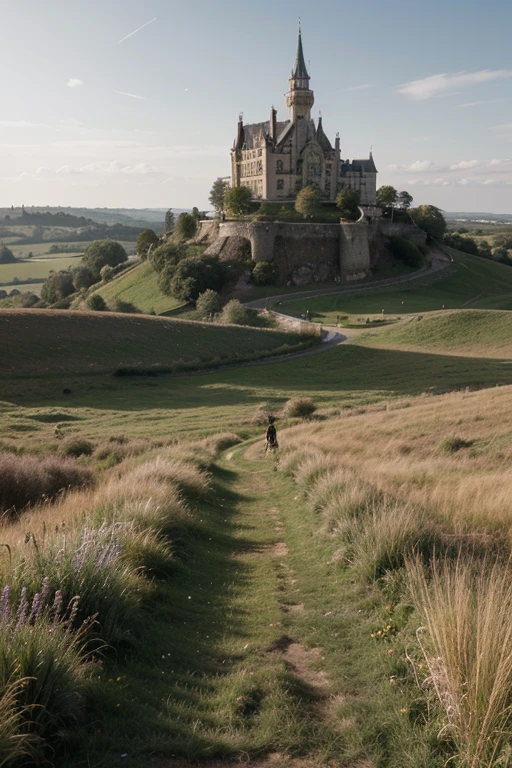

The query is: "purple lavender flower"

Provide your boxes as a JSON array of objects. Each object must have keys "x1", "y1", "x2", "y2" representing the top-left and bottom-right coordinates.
[{"x1": 15, "y1": 587, "x2": 28, "y2": 628}]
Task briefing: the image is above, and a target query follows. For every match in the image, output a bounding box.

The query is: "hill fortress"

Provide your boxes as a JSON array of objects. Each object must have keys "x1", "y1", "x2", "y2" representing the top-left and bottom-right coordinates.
[{"x1": 204, "y1": 25, "x2": 412, "y2": 285}]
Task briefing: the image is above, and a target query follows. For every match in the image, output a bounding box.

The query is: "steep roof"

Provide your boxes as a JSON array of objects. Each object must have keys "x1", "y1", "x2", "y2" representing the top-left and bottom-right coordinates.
[
  {"x1": 316, "y1": 117, "x2": 332, "y2": 151},
  {"x1": 341, "y1": 155, "x2": 378, "y2": 174},
  {"x1": 240, "y1": 120, "x2": 291, "y2": 149},
  {"x1": 292, "y1": 29, "x2": 309, "y2": 79}
]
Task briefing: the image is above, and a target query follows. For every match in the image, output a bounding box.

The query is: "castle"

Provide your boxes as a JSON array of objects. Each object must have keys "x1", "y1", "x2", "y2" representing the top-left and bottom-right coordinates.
[{"x1": 231, "y1": 26, "x2": 378, "y2": 207}]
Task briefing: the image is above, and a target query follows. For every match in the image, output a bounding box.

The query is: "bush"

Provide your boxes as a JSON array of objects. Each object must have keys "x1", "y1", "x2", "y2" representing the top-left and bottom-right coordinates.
[
  {"x1": 41, "y1": 271, "x2": 75, "y2": 304},
  {"x1": 336, "y1": 188, "x2": 360, "y2": 221},
  {"x1": 71, "y1": 265, "x2": 95, "y2": 291},
  {"x1": 391, "y1": 236, "x2": 424, "y2": 268},
  {"x1": 113, "y1": 299, "x2": 140, "y2": 314},
  {"x1": 136, "y1": 229, "x2": 159, "y2": 259},
  {"x1": 196, "y1": 289, "x2": 222, "y2": 318},
  {"x1": 87, "y1": 294, "x2": 108, "y2": 312},
  {"x1": 100, "y1": 264, "x2": 115, "y2": 282},
  {"x1": 0, "y1": 452, "x2": 94, "y2": 514},
  {"x1": 61, "y1": 438, "x2": 95, "y2": 458},
  {"x1": 0, "y1": 245, "x2": 16, "y2": 263},
  {"x1": 252, "y1": 261, "x2": 279, "y2": 286},
  {"x1": 82, "y1": 240, "x2": 127, "y2": 279},
  {"x1": 148, "y1": 241, "x2": 182, "y2": 273},
  {"x1": 283, "y1": 397, "x2": 317, "y2": 420},
  {"x1": 168, "y1": 255, "x2": 226, "y2": 303},
  {"x1": 295, "y1": 186, "x2": 324, "y2": 219},
  {"x1": 176, "y1": 212, "x2": 197, "y2": 240},
  {"x1": 221, "y1": 299, "x2": 259, "y2": 326},
  {"x1": 224, "y1": 186, "x2": 253, "y2": 216}
]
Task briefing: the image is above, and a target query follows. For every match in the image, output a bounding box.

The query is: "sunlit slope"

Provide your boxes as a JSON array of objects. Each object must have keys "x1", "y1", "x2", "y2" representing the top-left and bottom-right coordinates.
[
  {"x1": 0, "y1": 309, "x2": 305, "y2": 376},
  {"x1": 357, "y1": 309, "x2": 512, "y2": 357},
  {"x1": 278, "y1": 250, "x2": 512, "y2": 320},
  {"x1": 90, "y1": 261, "x2": 184, "y2": 314}
]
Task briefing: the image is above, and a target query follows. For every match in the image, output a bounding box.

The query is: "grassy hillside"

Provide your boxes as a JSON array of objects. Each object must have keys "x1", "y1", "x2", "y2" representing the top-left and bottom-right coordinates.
[
  {"x1": 90, "y1": 260, "x2": 184, "y2": 314},
  {"x1": 358, "y1": 309, "x2": 512, "y2": 357},
  {"x1": 0, "y1": 309, "x2": 308, "y2": 377},
  {"x1": 278, "y1": 249, "x2": 512, "y2": 321}
]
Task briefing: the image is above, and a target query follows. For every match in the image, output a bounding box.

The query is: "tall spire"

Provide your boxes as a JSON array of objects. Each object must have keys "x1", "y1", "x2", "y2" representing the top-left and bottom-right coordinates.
[{"x1": 292, "y1": 21, "x2": 309, "y2": 79}]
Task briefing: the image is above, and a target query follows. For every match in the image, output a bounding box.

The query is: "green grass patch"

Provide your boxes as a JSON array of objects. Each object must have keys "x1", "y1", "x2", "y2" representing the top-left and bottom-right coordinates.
[
  {"x1": 91, "y1": 260, "x2": 185, "y2": 314},
  {"x1": 277, "y1": 250, "x2": 512, "y2": 322},
  {"x1": 0, "y1": 255, "x2": 84, "y2": 284}
]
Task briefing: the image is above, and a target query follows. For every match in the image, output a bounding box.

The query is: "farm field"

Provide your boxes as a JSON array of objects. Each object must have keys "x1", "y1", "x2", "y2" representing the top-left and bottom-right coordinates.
[
  {"x1": 90, "y1": 260, "x2": 185, "y2": 314},
  {"x1": 0, "y1": 254, "x2": 84, "y2": 284},
  {"x1": 277, "y1": 249, "x2": 512, "y2": 321}
]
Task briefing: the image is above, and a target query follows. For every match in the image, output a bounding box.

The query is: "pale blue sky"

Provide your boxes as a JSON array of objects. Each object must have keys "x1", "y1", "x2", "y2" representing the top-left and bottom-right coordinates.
[{"x1": 1, "y1": 0, "x2": 511, "y2": 212}]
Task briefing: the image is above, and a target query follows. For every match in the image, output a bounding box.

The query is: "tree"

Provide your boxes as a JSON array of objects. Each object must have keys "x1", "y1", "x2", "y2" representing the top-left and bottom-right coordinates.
[
  {"x1": 176, "y1": 212, "x2": 198, "y2": 240},
  {"x1": 136, "y1": 229, "x2": 159, "y2": 259},
  {"x1": 376, "y1": 186, "x2": 398, "y2": 208},
  {"x1": 163, "y1": 209, "x2": 175, "y2": 235},
  {"x1": 397, "y1": 190, "x2": 413, "y2": 210},
  {"x1": 191, "y1": 207, "x2": 203, "y2": 223},
  {"x1": 87, "y1": 294, "x2": 108, "y2": 312},
  {"x1": 148, "y1": 241, "x2": 182, "y2": 273},
  {"x1": 295, "y1": 185, "x2": 324, "y2": 219},
  {"x1": 335, "y1": 188, "x2": 360, "y2": 220},
  {"x1": 41, "y1": 271, "x2": 75, "y2": 304},
  {"x1": 221, "y1": 299, "x2": 258, "y2": 326},
  {"x1": 224, "y1": 186, "x2": 253, "y2": 216},
  {"x1": 410, "y1": 205, "x2": 446, "y2": 241},
  {"x1": 163, "y1": 255, "x2": 226, "y2": 302},
  {"x1": 82, "y1": 240, "x2": 127, "y2": 279},
  {"x1": 196, "y1": 289, "x2": 222, "y2": 318},
  {"x1": 209, "y1": 178, "x2": 229, "y2": 215},
  {"x1": 0, "y1": 245, "x2": 16, "y2": 264},
  {"x1": 71, "y1": 265, "x2": 95, "y2": 291}
]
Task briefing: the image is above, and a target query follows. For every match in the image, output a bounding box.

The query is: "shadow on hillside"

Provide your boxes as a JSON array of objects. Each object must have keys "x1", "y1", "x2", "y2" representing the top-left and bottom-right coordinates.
[{"x1": 3, "y1": 344, "x2": 512, "y2": 412}]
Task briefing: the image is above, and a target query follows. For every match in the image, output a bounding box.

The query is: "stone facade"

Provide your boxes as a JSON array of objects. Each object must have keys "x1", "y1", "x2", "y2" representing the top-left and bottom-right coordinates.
[{"x1": 231, "y1": 27, "x2": 377, "y2": 207}]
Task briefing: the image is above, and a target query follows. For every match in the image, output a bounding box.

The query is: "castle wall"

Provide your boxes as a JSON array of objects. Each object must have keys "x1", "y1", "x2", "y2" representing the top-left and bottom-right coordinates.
[{"x1": 213, "y1": 220, "x2": 372, "y2": 284}]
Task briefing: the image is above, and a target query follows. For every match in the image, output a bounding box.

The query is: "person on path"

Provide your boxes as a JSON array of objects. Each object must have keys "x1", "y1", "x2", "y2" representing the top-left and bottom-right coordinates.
[{"x1": 265, "y1": 416, "x2": 278, "y2": 451}]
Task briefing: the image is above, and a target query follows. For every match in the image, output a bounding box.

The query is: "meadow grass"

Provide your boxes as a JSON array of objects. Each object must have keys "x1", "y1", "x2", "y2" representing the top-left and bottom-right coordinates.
[
  {"x1": 90, "y1": 260, "x2": 185, "y2": 314},
  {"x1": 277, "y1": 249, "x2": 512, "y2": 321},
  {"x1": 0, "y1": 308, "x2": 309, "y2": 378},
  {"x1": 0, "y1": 255, "x2": 84, "y2": 284}
]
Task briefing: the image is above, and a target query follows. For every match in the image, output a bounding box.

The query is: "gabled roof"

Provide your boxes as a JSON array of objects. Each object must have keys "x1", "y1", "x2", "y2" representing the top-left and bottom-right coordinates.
[
  {"x1": 292, "y1": 29, "x2": 309, "y2": 79},
  {"x1": 341, "y1": 155, "x2": 378, "y2": 174}
]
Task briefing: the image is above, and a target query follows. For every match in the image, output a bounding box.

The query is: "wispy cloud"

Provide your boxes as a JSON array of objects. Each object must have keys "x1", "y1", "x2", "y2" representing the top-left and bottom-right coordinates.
[
  {"x1": 344, "y1": 84, "x2": 375, "y2": 92},
  {"x1": 397, "y1": 69, "x2": 512, "y2": 100},
  {"x1": 458, "y1": 99, "x2": 504, "y2": 107},
  {"x1": 67, "y1": 78, "x2": 84, "y2": 88},
  {"x1": 114, "y1": 90, "x2": 146, "y2": 100},
  {"x1": 118, "y1": 17, "x2": 157, "y2": 44},
  {"x1": 0, "y1": 120, "x2": 49, "y2": 128},
  {"x1": 449, "y1": 159, "x2": 480, "y2": 170}
]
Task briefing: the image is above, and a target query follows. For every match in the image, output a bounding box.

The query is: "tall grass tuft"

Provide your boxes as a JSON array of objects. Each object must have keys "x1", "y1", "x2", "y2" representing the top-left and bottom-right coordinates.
[
  {"x1": 0, "y1": 451, "x2": 94, "y2": 516},
  {"x1": 0, "y1": 679, "x2": 40, "y2": 766},
  {"x1": 407, "y1": 556, "x2": 512, "y2": 767}
]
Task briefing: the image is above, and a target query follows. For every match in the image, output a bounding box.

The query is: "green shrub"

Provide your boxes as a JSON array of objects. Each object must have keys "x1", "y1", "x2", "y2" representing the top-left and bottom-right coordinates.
[
  {"x1": 100, "y1": 264, "x2": 115, "y2": 282},
  {"x1": 87, "y1": 294, "x2": 108, "y2": 311},
  {"x1": 168, "y1": 255, "x2": 226, "y2": 302},
  {"x1": 136, "y1": 229, "x2": 159, "y2": 259},
  {"x1": 61, "y1": 438, "x2": 95, "y2": 458},
  {"x1": 283, "y1": 397, "x2": 317, "y2": 420},
  {"x1": 113, "y1": 299, "x2": 140, "y2": 314},
  {"x1": 391, "y1": 236, "x2": 424, "y2": 268},
  {"x1": 176, "y1": 212, "x2": 197, "y2": 240},
  {"x1": 252, "y1": 261, "x2": 279, "y2": 286},
  {"x1": 148, "y1": 241, "x2": 182, "y2": 273},
  {"x1": 196, "y1": 289, "x2": 222, "y2": 318},
  {"x1": 41, "y1": 271, "x2": 75, "y2": 304},
  {"x1": 221, "y1": 299, "x2": 259, "y2": 326}
]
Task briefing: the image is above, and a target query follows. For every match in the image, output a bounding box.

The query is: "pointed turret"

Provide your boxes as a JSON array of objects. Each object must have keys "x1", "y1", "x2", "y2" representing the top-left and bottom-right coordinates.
[
  {"x1": 292, "y1": 24, "x2": 309, "y2": 80},
  {"x1": 286, "y1": 24, "x2": 314, "y2": 121}
]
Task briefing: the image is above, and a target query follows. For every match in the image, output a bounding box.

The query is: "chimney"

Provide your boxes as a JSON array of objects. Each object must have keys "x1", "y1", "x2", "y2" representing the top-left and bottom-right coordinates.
[
  {"x1": 335, "y1": 132, "x2": 340, "y2": 152},
  {"x1": 270, "y1": 106, "x2": 277, "y2": 142}
]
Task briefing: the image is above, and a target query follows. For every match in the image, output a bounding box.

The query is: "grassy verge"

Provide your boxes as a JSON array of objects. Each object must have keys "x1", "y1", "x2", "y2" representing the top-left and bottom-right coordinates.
[
  {"x1": 90, "y1": 261, "x2": 185, "y2": 315},
  {"x1": 277, "y1": 250, "x2": 512, "y2": 321}
]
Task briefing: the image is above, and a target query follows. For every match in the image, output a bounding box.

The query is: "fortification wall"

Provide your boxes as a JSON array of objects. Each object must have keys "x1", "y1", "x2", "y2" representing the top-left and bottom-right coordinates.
[
  {"x1": 379, "y1": 221, "x2": 427, "y2": 247},
  {"x1": 206, "y1": 219, "x2": 373, "y2": 285}
]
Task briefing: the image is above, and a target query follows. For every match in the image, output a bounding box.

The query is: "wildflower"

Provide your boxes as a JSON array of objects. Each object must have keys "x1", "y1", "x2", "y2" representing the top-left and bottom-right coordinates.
[{"x1": 0, "y1": 585, "x2": 10, "y2": 623}]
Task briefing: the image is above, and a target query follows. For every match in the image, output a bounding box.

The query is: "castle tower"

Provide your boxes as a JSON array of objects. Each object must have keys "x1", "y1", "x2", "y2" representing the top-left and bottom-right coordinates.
[{"x1": 285, "y1": 25, "x2": 314, "y2": 123}]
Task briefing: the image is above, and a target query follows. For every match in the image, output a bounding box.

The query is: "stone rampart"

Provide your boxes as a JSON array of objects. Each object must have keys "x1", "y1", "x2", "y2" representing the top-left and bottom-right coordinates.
[{"x1": 205, "y1": 220, "x2": 371, "y2": 284}]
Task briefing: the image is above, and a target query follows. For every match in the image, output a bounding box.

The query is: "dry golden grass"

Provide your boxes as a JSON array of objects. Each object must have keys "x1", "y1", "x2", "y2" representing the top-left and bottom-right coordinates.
[
  {"x1": 279, "y1": 385, "x2": 512, "y2": 536},
  {"x1": 407, "y1": 555, "x2": 512, "y2": 767}
]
